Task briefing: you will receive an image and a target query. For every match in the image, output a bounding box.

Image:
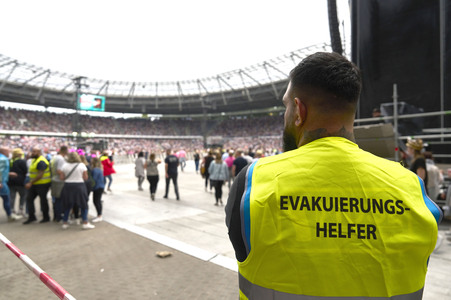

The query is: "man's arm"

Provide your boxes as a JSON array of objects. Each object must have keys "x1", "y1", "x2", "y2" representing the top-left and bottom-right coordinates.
[
  {"x1": 225, "y1": 164, "x2": 249, "y2": 262},
  {"x1": 417, "y1": 167, "x2": 426, "y2": 181},
  {"x1": 0, "y1": 158, "x2": 6, "y2": 189}
]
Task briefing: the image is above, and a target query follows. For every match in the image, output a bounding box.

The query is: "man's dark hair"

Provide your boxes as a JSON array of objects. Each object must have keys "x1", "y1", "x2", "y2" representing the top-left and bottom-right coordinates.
[
  {"x1": 289, "y1": 52, "x2": 361, "y2": 104},
  {"x1": 59, "y1": 145, "x2": 68, "y2": 153}
]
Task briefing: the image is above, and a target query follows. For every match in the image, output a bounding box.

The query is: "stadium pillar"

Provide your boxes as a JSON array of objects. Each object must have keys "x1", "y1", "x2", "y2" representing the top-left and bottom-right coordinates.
[{"x1": 72, "y1": 76, "x2": 86, "y2": 144}]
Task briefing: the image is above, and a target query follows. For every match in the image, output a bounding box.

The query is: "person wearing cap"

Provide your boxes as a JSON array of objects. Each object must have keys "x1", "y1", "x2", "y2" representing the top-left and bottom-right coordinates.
[
  {"x1": 225, "y1": 52, "x2": 442, "y2": 299},
  {"x1": 8, "y1": 148, "x2": 27, "y2": 217},
  {"x1": 406, "y1": 138, "x2": 428, "y2": 189}
]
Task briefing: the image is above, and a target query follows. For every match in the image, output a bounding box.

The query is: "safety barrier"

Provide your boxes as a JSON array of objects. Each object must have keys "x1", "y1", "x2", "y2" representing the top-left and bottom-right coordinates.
[{"x1": 0, "y1": 233, "x2": 76, "y2": 300}]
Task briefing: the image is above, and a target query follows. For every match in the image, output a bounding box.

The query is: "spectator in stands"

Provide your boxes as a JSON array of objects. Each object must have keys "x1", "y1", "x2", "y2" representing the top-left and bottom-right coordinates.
[
  {"x1": 208, "y1": 152, "x2": 229, "y2": 206},
  {"x1": 146, "y1": 153, "x2": 161, "y2": 201},
  {"x1": 90, "y1": 157, "x2": 105, "y2": 223},
  {"x1": 163, "y1": 149, "x2": 180, "y2": 200},
  {"x1": 23, "y1": 147, "x2": 52, "y2": 224},
  {"x1": 135, "y1": 151, "x2": 146, "y2": 191},
  {"x1": 8, "y1": 148, "x2": 27, "y2": 217},
  {"x1": 100, "y1": 151, "x2": 115, "y2": 193},
  {"x1": 60, "y1": 152, "x2": 94, "y2": 230}
]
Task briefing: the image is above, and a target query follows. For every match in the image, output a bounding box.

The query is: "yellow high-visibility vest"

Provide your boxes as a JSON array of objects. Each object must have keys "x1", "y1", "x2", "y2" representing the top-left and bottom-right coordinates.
[
  {"x1": 238, "y1": 137, "x2": 441, "y2": 299},
  {"x1": 29, "y1": 156, "x2": 51, "y2": 185}
]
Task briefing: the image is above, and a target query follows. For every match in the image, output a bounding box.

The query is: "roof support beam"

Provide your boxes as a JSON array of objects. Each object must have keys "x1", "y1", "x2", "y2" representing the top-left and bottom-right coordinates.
[
  {"x1": 197, "y1": 79, "x2": 210, "y2": 108},
  {"x1": 35, "y1": 70, "x2": 51, "y2": 102},
  {"x1": 216, "y1": 75, "x2": 235, "y2": 91},
  {"x1": 60, "y1": 81, "x2": 74, "y2": 94},
  {"x1": 127, "y1": 82, "x2": 136, "y2": 108},
  {"x1": 197, "y1": 79, "x2": 209, "y2": 95},
  {"x1": 97, "y1": 81, "x2": 109, "y2": 95},
  {"x1": 216, "y1": 77, "x2": 227, "y2": 105},
  {"x1": 263, "y1": 63, "x2": 280, "y2": 99},
  {"x1": 21, "y1": 70, "x2": 49, "y2": 87},
  {"x1": 177, "y1": 82, "x2": 183, "y2": 111},
  {"x1": 238, "y1": 70, "x2": 253, "y2": 102},
  {"x1": 240, "y1": 70, "x2": 262, "y2": 87},
  {"x1": 0, "y1": 60, "x2": 17, "y2": 69},
  {"x1": 290, "y1": 52, "x2": 302, "y2": 66},
  {"x1": 0, "y1": 62, "x2": 18, "y2": 93},
  {"x1": 265, "y1": 61, "x2": 288, "y2": 78},
  {"x1": 155, "y1": 82, "x2": 159, "y2": 109}
]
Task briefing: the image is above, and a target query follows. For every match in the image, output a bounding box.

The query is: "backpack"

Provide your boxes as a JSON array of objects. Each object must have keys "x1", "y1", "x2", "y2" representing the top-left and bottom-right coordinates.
[{"x1": 86, "y1": 167, "x2": 96, "y2": 192}]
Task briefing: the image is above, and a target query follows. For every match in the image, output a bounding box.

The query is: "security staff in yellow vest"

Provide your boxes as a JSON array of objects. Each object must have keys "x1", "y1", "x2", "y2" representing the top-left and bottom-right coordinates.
[
  {"x1": 225, "y1": 52, "x2": 442, "y2": 300},
  {"x1": 23, "y1": 147, "x2": 52, "y2": 224}
]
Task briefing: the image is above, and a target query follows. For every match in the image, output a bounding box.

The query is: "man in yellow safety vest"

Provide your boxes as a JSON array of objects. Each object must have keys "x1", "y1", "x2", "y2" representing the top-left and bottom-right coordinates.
[
  {"x1": 23, "y1": 147, "x2": 52, "y2": 224},
  {"x1": 225, "y1": 52, "x2": 442, "y2": 299}
]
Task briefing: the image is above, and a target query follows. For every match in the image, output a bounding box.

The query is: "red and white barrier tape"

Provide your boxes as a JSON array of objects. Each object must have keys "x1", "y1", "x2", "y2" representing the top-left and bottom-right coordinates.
[{"x1": 0, "y1": 232, "x2": 76, "y2": 300}]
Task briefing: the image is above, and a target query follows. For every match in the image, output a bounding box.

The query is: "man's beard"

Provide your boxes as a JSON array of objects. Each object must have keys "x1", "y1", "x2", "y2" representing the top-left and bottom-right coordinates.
[{"x1": 282, "y1": 127, "x2": 298, "y2": 152}]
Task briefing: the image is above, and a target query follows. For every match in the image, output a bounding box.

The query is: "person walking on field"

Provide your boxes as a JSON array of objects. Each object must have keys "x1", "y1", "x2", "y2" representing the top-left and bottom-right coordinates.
[
  {"x1": 163, "y1": 149, "x2": 180, "y2": 200},
  {"x1": 146, "y1": 153, "x2": 160, "y2": 201},
  {"x1": 135, "y1": 151, "x2": 146, "y2": 191},
  {"x1": 202, "y1": 151, "x2": 214, "y2": 192},
  {"x1": 100, "y1": 151, "x2": 115, "y2": 193},
  {"x1": 193, "y1": 150, "x2": 200, "y2": 174},
  {"x1": 226, "y1": 52, "x2": 442, "y2": 299},
  {"x1": 208, "y1": 152, "x2": 229, "y2": 206}
]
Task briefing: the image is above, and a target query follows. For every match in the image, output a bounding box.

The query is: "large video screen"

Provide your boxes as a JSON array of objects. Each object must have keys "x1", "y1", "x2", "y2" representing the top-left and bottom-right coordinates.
[{"x1": 77, "y1": 94, "x2": 105, "y2": 112}]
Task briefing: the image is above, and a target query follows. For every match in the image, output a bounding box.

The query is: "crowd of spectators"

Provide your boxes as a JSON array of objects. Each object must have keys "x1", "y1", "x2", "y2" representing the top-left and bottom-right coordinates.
[{"x1": 0, "y1": 107, "x2": 283, "y2": 155}]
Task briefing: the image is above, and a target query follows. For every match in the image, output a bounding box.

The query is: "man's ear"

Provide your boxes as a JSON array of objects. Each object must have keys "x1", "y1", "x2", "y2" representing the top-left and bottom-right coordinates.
[{"x1": 294, "y1": 97, "x2": 306, "y2": 127}]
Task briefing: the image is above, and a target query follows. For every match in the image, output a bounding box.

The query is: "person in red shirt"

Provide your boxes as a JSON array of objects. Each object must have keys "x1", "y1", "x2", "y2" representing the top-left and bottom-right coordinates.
[
  {"x1": 100, "y1": 151, "x2": 116, "y2": 193},
  {"x1": 224, "y1": 150, "x2": 235, "y2": 189}
]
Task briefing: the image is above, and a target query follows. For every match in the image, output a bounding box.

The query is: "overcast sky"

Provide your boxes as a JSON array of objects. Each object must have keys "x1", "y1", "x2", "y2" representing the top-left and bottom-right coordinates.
[{"x1": 1, "y1": 0, "x2": 351, "y2": 83}]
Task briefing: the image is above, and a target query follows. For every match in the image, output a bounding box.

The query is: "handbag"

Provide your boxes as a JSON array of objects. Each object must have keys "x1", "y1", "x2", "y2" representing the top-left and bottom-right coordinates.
[{"x1": 51, "y1": 163, "x2": 79, "y2": 198}]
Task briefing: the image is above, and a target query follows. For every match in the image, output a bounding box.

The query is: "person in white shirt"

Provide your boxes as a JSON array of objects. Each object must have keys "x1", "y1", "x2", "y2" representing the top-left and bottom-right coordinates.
[{"x1": 59, "y1": 152, "x2": 94, "y2": 230}]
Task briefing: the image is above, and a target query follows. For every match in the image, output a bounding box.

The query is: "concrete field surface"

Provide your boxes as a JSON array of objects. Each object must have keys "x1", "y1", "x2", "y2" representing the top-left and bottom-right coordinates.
[{"x1": 1, "y1": 160, "x2": 450, "y2": 299}]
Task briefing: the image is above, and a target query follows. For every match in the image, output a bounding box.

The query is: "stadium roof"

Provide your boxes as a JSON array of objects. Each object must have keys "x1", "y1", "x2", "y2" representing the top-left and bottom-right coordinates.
[{"x1": 0, "y1": 43, "x2": 331, "y2": 116}]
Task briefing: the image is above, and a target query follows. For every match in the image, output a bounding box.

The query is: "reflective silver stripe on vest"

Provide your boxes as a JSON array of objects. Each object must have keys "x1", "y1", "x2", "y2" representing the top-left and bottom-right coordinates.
[{"x1": 239, "y1": 273, "x2": 424, "y2": 300}]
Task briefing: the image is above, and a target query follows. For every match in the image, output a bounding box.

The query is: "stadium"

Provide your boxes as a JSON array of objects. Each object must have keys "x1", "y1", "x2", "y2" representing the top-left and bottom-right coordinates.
[{"x1": 1, "y1": 1, "x2": 451, "y2": 299}]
